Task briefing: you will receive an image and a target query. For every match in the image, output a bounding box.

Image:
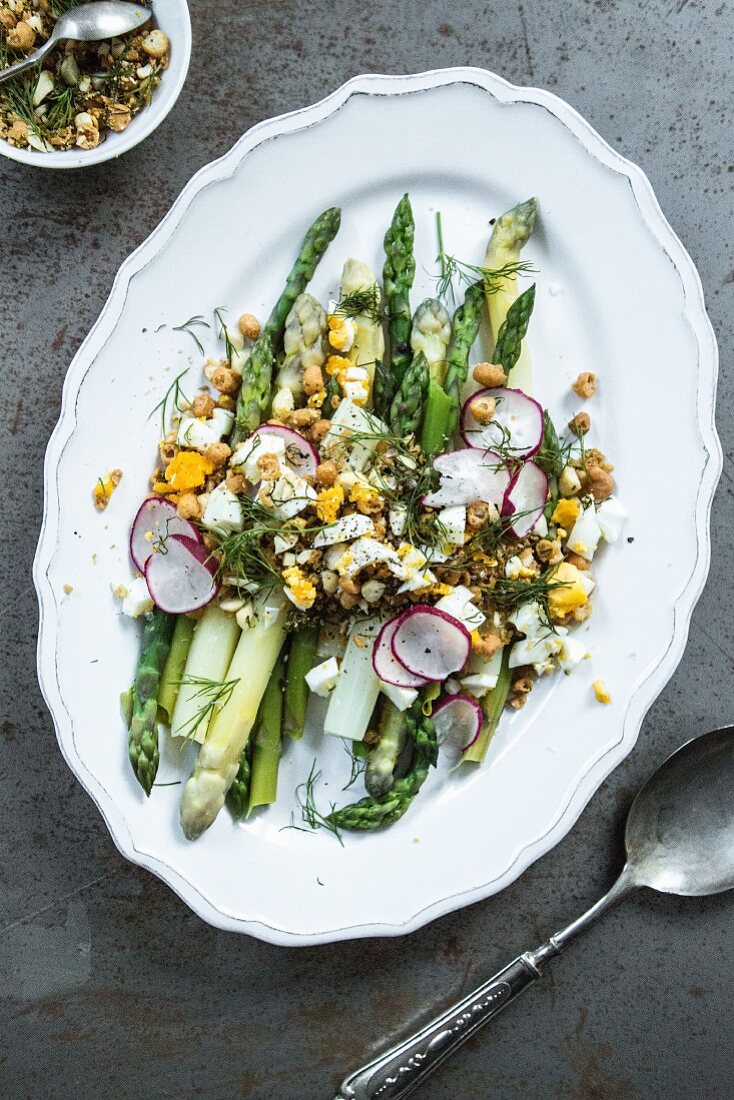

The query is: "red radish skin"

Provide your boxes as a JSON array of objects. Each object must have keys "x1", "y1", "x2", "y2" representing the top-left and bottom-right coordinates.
[
  {"x1": 245, "y1": 423, "x2": 319, "y2": 478},
  {"x1": 461, "y1": 387, "x2": 544, "y2": 458},
  {"x1": 501, "y1": 460, "x2": 549, "y2": 538},
  {"x1": 372, "y1": 616, "x2": 431, "y2": 688},
  {"x1": 129, "y1": 496, "x2": 200, "y2": 572},
  {"x1": 144, "y1": 533, "x2": 220, "y2": 614},
  {"x1": 390, "y1": 606, "x2": 471, "y2": 682},
  {"x1": 423, "y1": 448, "x2": 510, "y2": 509},
  {"x1": 432, "y1": 693, "x2": 484, "y2": 751}
]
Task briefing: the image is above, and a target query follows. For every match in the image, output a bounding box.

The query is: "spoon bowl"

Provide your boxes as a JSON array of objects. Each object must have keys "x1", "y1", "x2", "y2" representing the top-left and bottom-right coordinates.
[
  {"x1": 626, "y1": 725, "x2": 734, "y2": 896},
  {"x1": 50, "y1": 1, "x2": 151, "y2": 43}
]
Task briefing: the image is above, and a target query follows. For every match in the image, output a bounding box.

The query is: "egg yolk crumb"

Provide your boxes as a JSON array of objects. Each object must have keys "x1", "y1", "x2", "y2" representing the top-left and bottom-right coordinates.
[
  {"x1": 593, "y1": 679, "x2": 611, "y2": 704},
  {"x1": 315, "y1": 484, "x2": 344, "y2": 524},
  {"x1": 547, "y1": 561, "x2": 589, "y2": 619},
  {"x1": 551, "y1": 498, "x2": 581, "y2": 528},
  {"x1": 157, "y1": 451, "x2": 214, "y2": 495}
]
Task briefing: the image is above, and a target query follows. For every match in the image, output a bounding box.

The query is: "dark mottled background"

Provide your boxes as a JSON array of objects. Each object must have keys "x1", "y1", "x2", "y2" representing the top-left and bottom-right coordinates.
[{"x1": 1, "y1": 1, "x2": 733, "y2": 1097}]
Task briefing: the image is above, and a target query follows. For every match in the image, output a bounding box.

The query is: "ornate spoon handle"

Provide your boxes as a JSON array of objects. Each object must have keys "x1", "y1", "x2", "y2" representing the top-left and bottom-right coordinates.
[
  {"x1": 335, "y1": 955, "x2": 539, "y2": 1100},
  {"x1": 335, "y1": 867, "x2": 636, "y2": 1100}
]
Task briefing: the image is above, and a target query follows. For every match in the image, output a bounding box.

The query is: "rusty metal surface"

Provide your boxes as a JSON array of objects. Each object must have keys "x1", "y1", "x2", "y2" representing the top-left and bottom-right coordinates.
[{"x1": 1, "y1": 1, "x2": 732, "y2": 1096}]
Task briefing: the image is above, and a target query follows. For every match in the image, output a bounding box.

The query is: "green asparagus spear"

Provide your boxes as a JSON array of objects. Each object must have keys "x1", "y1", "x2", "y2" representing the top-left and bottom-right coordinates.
[
  {"x1": 233, "y1": 332, "x2": 275, "y2": 440},
  {"x1": 248, "y1": 647, "x2": 287, "y2": 813},
  {"x1": 124, "y1": 609, "x2": 175, "y2": 796},
  {"x1": 383, "y1": 193, "x2": 415, "y2": 383},
  {"x1": 227, "y1": 741, "x2": 252, "y2": 820},
  {"x1": 420, "y1": 380, "x2": 455, "y2": 456},
  {"x1": 233, "y1": 206, "x2": 341, "y2": 441},
  {"x1": 388, "y1": 351, "x2": 429, "y2": 438},
  {"x1": 372, "y1": 358, "x2": 396, "y2": 419},
  {"x1": 484, "y1": 197, "x2": 537, "y2": 391},
  {"x1": 492, "y1": 284, "x2": 536, "y2": 377},
  {"x1": 327, "y1": 700, "x2": 437, "y2": 830},
  {"x1": 364, "y1": 698, "x2": 408, "y2": 798},
  {"x1": 283, "y1": 627, "x2": 319, "y2": 739},
  {"x1": 158, "y1": 615, "x2": 195, "y2": 724},
  {"x1": 428, "y1": 281, "x2": 485, "y2": 448},
  {"x1": 463, "y1": 649, "x2": 511, "y2": 764}
]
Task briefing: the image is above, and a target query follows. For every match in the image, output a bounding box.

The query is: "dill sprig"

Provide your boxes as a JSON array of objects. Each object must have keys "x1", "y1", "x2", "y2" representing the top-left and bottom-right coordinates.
[
  {"x1": 172, "y1": 315, "x2": 210, "y2": 356},
  {"x1": 45, "y1": 86, "x2": 75, "y2": 132},
  {"x1": 292, "y1": 761, "x2": 344, "y2": 845},
  {"x1": 148, "y1": 368, "x2": 190, "y2": 434},
  {"x1": 176, "y1": 675, "x2": 240, "y2": 742},
  {"x1": 437, "y1": 256, "x2": 535, "y2": 305},
  {"x1": 342, "y1": 741, "x2": 368, "y2": 791},
  {"x1": 2, "y1": 76, "x2": 43, "y2": 142},
  {"x1": 335, "y1": 285, "x2": 384, "y2": 323},
  {"x1": 213, "y1": 307, "x2": 237, "y2": 367}
]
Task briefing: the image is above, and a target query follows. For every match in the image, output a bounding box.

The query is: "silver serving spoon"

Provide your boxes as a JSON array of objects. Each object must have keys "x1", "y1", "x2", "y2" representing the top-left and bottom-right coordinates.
[
  {"x1": 0, "y1": 2, "x2": 151, "y2": 84},
  {"x1": 336, "y1": 725, "x2": 734, "y2": 1100}
]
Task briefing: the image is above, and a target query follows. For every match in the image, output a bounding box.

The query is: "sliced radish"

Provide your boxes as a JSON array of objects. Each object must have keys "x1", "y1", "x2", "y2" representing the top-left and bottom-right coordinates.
[
  {"x1": 249, "y1": 423, "x2": 319, "y2": 478},
  {"x1": 144, "y1": 533, "x2": 220, "y2": 614},
  {"x1": 372, "y1": 617, "x2": 430, "y2": 688},
  {"x1": 423, "y1": 448, "x2": 510, "y2": 509},
  {"x1": 432, "y1": 693, "x2": 483, "y2": 751},
  {"x1": 461, "y1": 387, "x2": 544, "y2": 458},
  {"x1": 130, "y1": 496, "x2": 199, "y2": 572},
  {"x1": 391, "y1": 605, "x2": 471, "y2": 681},
  {"x1": 502, "y1": 460, "x2": 548, "y2": 537}
]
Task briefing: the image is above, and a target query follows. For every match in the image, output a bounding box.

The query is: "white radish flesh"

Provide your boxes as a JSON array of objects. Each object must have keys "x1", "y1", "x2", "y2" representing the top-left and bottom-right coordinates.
[
  {"x1": 372, "y1": 617, "x2": 431, "y2": 688},
  {"x1": 391, "y1": 606, "x2": 471, "y2": 681},
  {"x1": 129, "y1": 496, "x2": 199, "y2": 572},
  {"x1": 502, "y1": 461, "x2": 548, "y2": 538},
  {"x1": 461, "y1": 387, "x2": 544, "y2": 458},
  {"x1": 423, "y1": 448, "x2": 510, "y2": 509},
  {"x1": 247, "y1": 423, "x2": 319, "y2": 478},
  {"x1": 144, "y1": 534, "x2": 219, "y2": 614},
  {"x1": 432, "y1": 693, "x2": 484, "y2": 751}
]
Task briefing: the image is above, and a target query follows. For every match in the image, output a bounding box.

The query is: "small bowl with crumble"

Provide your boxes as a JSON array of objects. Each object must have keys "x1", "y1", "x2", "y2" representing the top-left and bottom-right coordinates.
[{"x1": 0, "y1": 0, "x2": 191, "y2": 168}]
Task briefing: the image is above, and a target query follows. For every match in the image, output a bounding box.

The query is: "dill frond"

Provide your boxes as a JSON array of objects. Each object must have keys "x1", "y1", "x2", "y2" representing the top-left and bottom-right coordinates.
[
  {"x1": 148, "y1": 368, "x2": 190, "y2": 433},
  {"x1": 172, "y1": 315, "x2": 210, "y2": 356}
]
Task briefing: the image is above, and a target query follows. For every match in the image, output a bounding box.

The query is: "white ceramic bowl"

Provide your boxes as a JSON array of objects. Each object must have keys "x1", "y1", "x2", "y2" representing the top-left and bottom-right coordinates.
[{"x1": 0, "y1": 0, "x2": 191, "y2": 169}]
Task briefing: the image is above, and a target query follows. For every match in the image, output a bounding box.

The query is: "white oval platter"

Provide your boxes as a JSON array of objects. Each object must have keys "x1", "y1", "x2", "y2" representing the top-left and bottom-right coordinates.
[{"x1": 34, "y1": 68, "x2": 721, "y2": 945}]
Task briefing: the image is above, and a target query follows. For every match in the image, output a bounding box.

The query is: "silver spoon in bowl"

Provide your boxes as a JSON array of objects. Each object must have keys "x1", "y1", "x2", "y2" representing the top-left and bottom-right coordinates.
[
  {"x1": 0, "y1": 2, "x2": 151, "y2": 84},
  {"x1": 336, "y1": 724, "x2": 734, "y2": 1100}
]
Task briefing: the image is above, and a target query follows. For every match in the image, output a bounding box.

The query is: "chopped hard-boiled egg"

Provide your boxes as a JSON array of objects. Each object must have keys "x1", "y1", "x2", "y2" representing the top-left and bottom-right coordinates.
[
  {"x1": 389, "y1": 504, "x2": 408, "y2": 538},
  {"x1": 314, "y1": 513, "x2": 374, "y2": 547},
  {"x1": 551, "y1": 498, "x2": 581, "y2": 529},
  {"x1": 201, "y1": 484, "x2": 245, "y2": 534},
  {"x1": 508, "y1": 601, "x2": 567, "y2": 675},
  {"x1": 596, "y1": 496, "x2": 629, "y2": 543},
  {"x1": 274, "y1": 532, "x2": 299, "y2": 555},
  {"x1": 305, "y1": 657, "x2": 340, "y2": 697},
  {"x1": 593, "y1": 679, "x2": 611, "y2": 704},
  {"x1": 559, "y1": 636, "x2": 588, "y2": 673},
  {"x1": 566, "y1": 503, "x2": 603, "y2": 561},
  {"x1": 177, "y1": 408, "x2": 234, "y2": 453},
  {"x1": 547, "y1": 561, "x2": 592, "y2": 619},
  {"x1": 231, "y1": 431, "x2": 286, "y2": 482},
  {"x1": 282, "y1": 566, "x2": 317, "y2": 610},
  {"x1": 435, "y1": 584, "x2": 486, "y2": 631},
  {"x1": 314, "y1": 484, "x2": 345, "y2": 524},
  {"x1": 93, "y1": 468, "x2": 122, "y2": 511},
  {"x1": 157, "y1": 451, "x2": 213, "y2": 494},
  {"x1": 321, "y1": 399, "x2": 388, "y2": 472},
  {"x1": 113, "y1": 576, "x2": 153, "y2": 619},
  {"x1": 327, "y1": 314, "x2": 356, "y2": 353},
  {"x1": 336, "y1": 536, "x2": 400, "y2": 577},
  {"x1": 265, "y1": 467, "x2": 317, "y2": 519}
]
